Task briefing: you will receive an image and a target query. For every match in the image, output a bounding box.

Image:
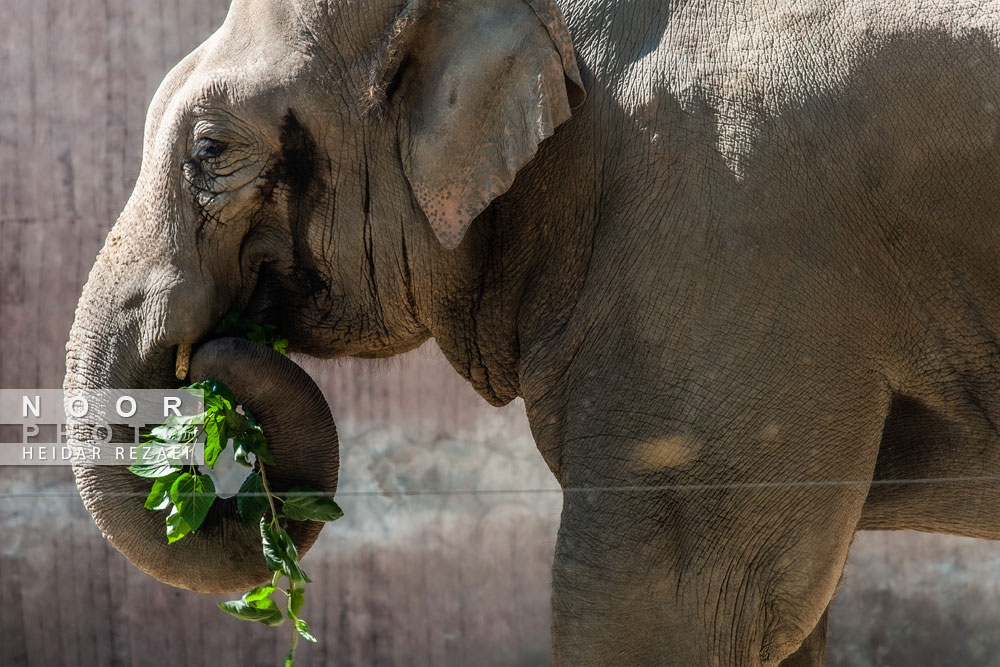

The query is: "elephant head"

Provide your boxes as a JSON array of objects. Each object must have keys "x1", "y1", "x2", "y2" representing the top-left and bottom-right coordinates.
[{"x1": 65, "y1": 0, "x2": 584, "y2": 593}]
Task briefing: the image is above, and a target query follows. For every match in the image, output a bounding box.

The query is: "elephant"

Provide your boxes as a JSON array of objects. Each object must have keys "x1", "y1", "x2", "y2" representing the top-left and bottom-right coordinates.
[{"x1": 63, "y1": 0, "x2": 1000, "y2": 664}]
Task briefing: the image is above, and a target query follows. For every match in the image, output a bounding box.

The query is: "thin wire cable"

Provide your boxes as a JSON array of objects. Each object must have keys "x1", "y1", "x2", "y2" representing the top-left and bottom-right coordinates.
[{"x1": 4, "y1": 474, "x2": 1000, "y2": 497}]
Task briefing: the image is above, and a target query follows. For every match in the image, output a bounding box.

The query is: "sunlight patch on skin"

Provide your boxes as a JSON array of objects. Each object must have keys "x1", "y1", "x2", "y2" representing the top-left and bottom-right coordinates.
[
  {"x1": 634, "y1": 434, "x2": 701, "y2": 470},
  {"x1": 759, "y1": 422, "x2": 781, "y2": 442}
]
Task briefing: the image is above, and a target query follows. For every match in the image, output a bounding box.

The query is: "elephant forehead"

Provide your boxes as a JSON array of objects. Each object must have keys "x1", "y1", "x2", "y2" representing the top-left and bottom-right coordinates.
[
  {"x1": 222, "y1": 0, "x2": 303, "y2": 48},
  {"x1": 141, "y1": 9, "x2": 319, "y2": 153},
  {"x1": 198, "y1": 1, "x2": 311, "y2": 84}
]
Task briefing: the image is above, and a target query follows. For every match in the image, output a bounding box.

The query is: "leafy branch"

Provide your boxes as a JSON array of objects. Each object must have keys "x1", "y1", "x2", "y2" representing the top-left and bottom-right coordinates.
[{"x1": 129, "y1": 313, "x2": 342, "y2": 666}]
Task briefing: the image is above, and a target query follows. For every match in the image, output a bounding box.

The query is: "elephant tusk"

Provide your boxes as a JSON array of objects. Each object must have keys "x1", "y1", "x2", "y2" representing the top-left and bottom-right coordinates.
[{"x1": 175, "y1": 343, "x2": 192, "y2": 380}]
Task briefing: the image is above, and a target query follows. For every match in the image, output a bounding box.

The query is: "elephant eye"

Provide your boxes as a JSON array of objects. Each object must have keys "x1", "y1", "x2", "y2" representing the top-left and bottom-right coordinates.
[{"x1": 196, "y1": 138, "x2": 227, "y2": 160}]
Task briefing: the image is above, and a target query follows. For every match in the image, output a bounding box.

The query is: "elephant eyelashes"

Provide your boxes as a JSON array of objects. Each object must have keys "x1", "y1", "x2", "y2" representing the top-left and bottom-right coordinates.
[
  {"x1": 196, "y1": 138, "x2": 227, "y2": 160},
  {"x1": 184, "y1": 131, "x2": 259, "y2": 195}
]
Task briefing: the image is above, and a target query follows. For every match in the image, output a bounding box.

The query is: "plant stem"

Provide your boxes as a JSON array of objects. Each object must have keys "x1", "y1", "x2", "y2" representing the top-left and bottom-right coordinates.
[
  {"x1": 289, "y1": 611, "x2": 299, "y2": 663},
  {"x1": 258, "y1": 465, "x2": 280, "y2": 524}
]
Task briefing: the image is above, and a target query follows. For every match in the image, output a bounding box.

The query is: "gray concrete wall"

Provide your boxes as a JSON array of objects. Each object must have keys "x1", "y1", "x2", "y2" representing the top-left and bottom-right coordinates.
[{"x1": 1, "y1": 1, "x2": 999, "y2": 665}]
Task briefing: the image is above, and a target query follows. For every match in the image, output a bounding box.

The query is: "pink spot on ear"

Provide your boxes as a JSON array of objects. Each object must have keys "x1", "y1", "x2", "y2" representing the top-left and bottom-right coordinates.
[{"x1": 413, "y1": 181, "x2": 477, "y2": 249}]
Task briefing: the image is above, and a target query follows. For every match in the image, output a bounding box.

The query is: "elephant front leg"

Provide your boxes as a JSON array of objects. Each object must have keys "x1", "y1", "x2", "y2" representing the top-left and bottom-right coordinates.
[
  {"x1": 550, "y1": 483, "x2": 844, "y2": 667},
  {"x1": 547, "y1": 382, "x2": 887, "y2": 666},
  {"x1": 778, "y1": 610, "x2": 828, "y2": 667}
]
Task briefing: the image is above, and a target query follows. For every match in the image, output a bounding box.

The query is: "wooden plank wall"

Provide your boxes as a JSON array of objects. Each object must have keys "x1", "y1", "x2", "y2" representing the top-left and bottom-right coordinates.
[{"x1": 2, "y1": 1, "x2": 1000, "y2": 665}]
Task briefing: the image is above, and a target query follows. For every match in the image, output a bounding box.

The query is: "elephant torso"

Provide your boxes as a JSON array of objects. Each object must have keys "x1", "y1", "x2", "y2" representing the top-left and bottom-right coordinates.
[{"x1": 514, "y1": 0, "x2": 1000, "y2": 577}]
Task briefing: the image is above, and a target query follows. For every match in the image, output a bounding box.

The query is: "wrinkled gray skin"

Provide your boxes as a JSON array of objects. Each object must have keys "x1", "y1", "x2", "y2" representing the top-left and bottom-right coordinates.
[{"x1": 64, "y1": 0, "x2": 1000, "y2": 664}]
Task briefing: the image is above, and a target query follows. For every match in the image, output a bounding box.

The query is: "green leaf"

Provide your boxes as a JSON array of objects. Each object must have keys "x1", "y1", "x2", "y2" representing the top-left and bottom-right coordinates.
[
  {"x1": 233, "y1": 428, "x2": 273, "y2": 466},
  {"x1": 144, "y1": 472, "x2": 180, "y2": 510},
  {"x1": 289, "y1": 586, "x2": 305, "y2": 618},
  {"x1": 217, "y1": 583, "x2": 284, "y2": 624},
  {"x1": 170, "y1": 472, "x2": 216, "y2": 534},
  {"x1": 165, "y1": 505, "x2": 193, "y2": 544},
  {"x1": 233, "y1": 444, "x2": 253, "y2": 467},
  {"x1": 222, "y1": 408, "x2": 245, "y2": 433},
  {"x1": 224, "y1": 408, "x2": 249, "y2": 433},
  {"x1": 244, "y1": 585, "x2": 275, "y2": 604},
  {"x1": 247, "y1": 328, "x2": 269, "y2": 345},
  {"x1": 261, "y1": 518, "x2": 284, "y2": 572},
  {"x1": 295, "y1": 618, "x2": 317, "y2": 643},
  {"x1": 241, "y1": 408, "x2": 274, "y2": 461},
  {"x1": 148, "y1": 415, "x2": 199, "y2": 444},
  {"x1": 186, "y1": 379, "x2": 237, "y2": 409},
  {"x1": 237, "y1": 472, "x2": 269, "y2": 525},
  {"x1": 260, "y1": 520, "x2": 311, "y2": 584},
  {"x1": 147, "y1": 423, "x2": 181, "y2": 443},
  {"x1": 217, "y1": 599, "x2": 284, "y2": 626},
  {"x1": 281, "y1": 486, "x2": 344, "y2": 523},
  {"x1": 203, "y1": 392, "x2": 230, "y2": 415},
  {"x1": 213, "y1": 311, "x2": 246, "y2": 337},
  {"x1": 278, "y1": 531, "x2": 310, "y2": 584},
  {"x1": 261, "y1": 519, "x2": 288, "y2": 572},
  {"x1": 128, "y1": 443, "x2": 184, "y2": 478},
  {"x1": 202, "y1": 415, "x2": 224, "y2": 469},
  {"x1": 212, "y1": 312, "x2": 288, "y2": 354},
  {"x1": 277, "y1": 528, "x2": 298, "y2": 562}
]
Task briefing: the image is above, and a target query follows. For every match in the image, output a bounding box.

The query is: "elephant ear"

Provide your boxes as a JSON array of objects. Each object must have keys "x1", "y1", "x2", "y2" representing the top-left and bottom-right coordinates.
[{"x1": 370, "y1": 0, "x2": 586, "y2": 249}]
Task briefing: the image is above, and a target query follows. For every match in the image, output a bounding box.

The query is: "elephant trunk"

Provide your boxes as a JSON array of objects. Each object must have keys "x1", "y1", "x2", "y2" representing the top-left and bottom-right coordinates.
[{"x1": 67, "y1": 325, "x2": 339, "y2": 594}]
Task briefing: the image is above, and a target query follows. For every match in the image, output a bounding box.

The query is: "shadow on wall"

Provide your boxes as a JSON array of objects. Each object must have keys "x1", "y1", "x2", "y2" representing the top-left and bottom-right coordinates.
[{"x1": 830, "y1": 531, "x2": 1000, "y2": 667}]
